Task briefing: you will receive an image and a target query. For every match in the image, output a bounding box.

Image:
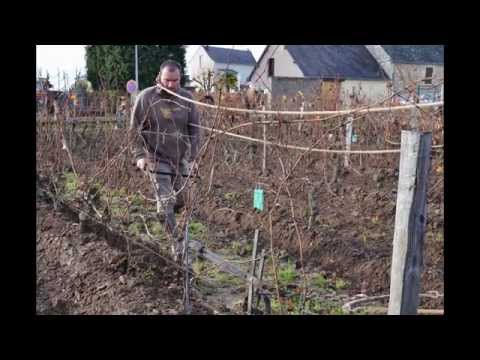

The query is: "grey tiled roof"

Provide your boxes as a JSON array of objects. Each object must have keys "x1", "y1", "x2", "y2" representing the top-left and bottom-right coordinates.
[
  {"x1": 381, "y1": 45, "x2": 444, "y2": 64},
  {"x1": 203, "y1": 46, "x2": 256, "y2": 66},
  {"x1": 286, "y1": 45, "x2": 388, "y2": 80}
]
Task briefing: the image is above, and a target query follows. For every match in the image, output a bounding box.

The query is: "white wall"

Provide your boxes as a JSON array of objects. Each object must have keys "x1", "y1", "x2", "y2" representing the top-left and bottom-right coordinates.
[
  {"x1": 393, "y1": 63, "x2": 444, "y2": 94},
  {"x1": 250, "y1": 46, "x2": 390, "y2": 107},
  {"x1": 187, "y1": 46, "x2": 215, "y2": 86},
  {"x1": 274, "y1": 45, "x2": 303, "y2": 77},
  {"x1": 213, "y1": 63, "x2": 255, "y2": 86},
  {"x1": 365, "y1": 46, "x2": 444, "y2": 96},
  {"x1": 249, "y1": 45, "x2": 303, "y2": 92},
  {"x1": 187, "y1": 46, "x2": 256, "y2": 89},
  {"x1": 248, "y1": 45, "x2": 275, "y2": 91},
  {"x1": 340, "y1": 80, "x2": 389, "y2": 107}
]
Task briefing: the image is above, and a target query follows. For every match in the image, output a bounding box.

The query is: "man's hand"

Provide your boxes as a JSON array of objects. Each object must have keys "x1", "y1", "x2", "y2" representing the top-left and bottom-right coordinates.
[{"x1": 136, "y1": 158, "x2": 147, "y2": 171}]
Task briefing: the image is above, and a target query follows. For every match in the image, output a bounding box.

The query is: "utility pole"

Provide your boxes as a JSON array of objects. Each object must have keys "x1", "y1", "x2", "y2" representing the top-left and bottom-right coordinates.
[{"x1": 135, "y1": 45, "x2": 139, "y2": 91}]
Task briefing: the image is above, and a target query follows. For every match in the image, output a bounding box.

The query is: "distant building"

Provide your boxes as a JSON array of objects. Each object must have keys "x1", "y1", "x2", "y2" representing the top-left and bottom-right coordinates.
[
  {"x1": 36, "y1": 77, "x2": 55, "y2": 113},
  {"x1": 187, "y1": 46, "x2": 257, "y2": 91},
  {"x1": 36, "y1": 77, "x2": 53, "y2": 92},
  {"x1": 365, "y1": 45, "x2": 444, "y2": 103},
  {"x1": 248, "y1": 45, "x2": 389, "y2": 109},
  {"x1": 36, "y1": 77, "x2": 53, "y2": 99}
]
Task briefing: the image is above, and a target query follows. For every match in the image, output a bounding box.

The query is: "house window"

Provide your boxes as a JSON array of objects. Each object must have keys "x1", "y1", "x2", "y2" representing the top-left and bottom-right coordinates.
[
  {"x1": 425, "y1": 67, "x2": 433, "y2": 84},
  {"x1": 268, "y1": 58, "x2": 275, "y2": 77}
]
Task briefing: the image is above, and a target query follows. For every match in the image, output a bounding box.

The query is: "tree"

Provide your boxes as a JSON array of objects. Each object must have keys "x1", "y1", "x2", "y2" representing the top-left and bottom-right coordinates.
[
  {"x1": 85, "y1": 45, "x2": 102, "y2": 90},
  {"x1": 85, "y1": 45, "x2": 186, "y2": 91},
  {"x1": 70, "y1": 78, "x2": 93, "y2": 94},
  {"x1": 192, "y1": 69, "x2": 215, "y2": 93},
  {"x1": 215, "y1": 71, "x2": 238, "y2": 92}
]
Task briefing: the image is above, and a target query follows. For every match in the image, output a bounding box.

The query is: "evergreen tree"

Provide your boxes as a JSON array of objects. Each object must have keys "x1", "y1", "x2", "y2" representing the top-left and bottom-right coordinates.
[{"x1": 85, "y1": 45, "x2": 186, "y2": 91}]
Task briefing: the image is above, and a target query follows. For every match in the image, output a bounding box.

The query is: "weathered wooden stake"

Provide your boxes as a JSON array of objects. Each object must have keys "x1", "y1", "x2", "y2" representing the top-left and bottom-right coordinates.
[
  {"x1": 410, "y1": 103, "x2": 420, "y2": 131},
  {"x1": 262, "y1": 106, "x2": 267, "y2": 176},
  {"x1": 388, "y1": 130, "x2": 432, "y2": 315},
  {"x1": 297, "y1": 101, "x2": 305, "y2": 132},
  {"x1": 183, "y1": 214, "x2": 192, "y2": 315},
  {"x1": 307, "y1": 189, "x2": 315, "y2": 230},
  {"x1": 247, "y1": 229, "x2": 259, "y2": 314},
  {"x1": 344, "y1": 116, "x2": 353, "y2": 168},
  {"x1": 79, "y1": 211, "x2": 90, "y2": 234},
  {"x1": 255, "y1": 248, "x2": 267, "y2": 309},
  {"x1": 247, "y1": 277, "x2": 254, "y2": 315}
]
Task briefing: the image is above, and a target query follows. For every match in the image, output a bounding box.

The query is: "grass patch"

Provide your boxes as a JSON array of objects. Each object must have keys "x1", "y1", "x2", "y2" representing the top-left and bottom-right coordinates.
[
  {"x1": 269, "y1": 294, "x2": 345, "y2": 315},
  {"x1": 224, "y1": 192, "x2": 239, "y2": 202},
  {"x1": 335, "y1": 278, "x2": 349, "y2": 290},
  {"x1": 312, "y1": 273, "x2": 328, "y2": 289},
  {"x1": 230, "y1": 240, "x2": 243, "y2": 255},
  {"x1": 310, "y1": 272, "x2": 349, "y2": 291},
  {"x1": 351, "y1": 308, "x2": 370, "y2": 315},
  {"x1": 278, "y1": 260, "x2": 297, "y2": 286},
  {"x1": 230, "y1": 240, "x2": 253, "y2": 256},
  {"x1": 129, "y1": 193, "x2": 145, "y2": 207},
  {"x1": 149, "y1": 222, "x2": 166, "y2": 238},
  {"x1": 109, "y1": 187, "x2": 128, "y2": 198},
  {"x1": 214, "y1": 272, "x2": 244, "y2": 287},
  {"x1": 305, "y1": 298, "x2": 345, "y2": 315},
  {"x1": 194, "y1": 260, "x2": 244, "y2": 288},
  {"x1": 62, "y1": 171, "x2": 78, "y2": 199},
  {"x1": 142, "y1": 267, "x2": 155, "y2": 282},
  {"x1": 110, "y1": 205, "x2": 125, "y2": 218},
  {"x1": 108, "y1": 196, "x2": 127, "y2": 218},
  {"x1": 270, "y1": 298, "x2": 282, "y2": 313},
  {"x1": 192, "y1": 259, "x2": 207, "y2": 275},
  {"x1": 128, "y1": 222, "x2": 143, "y2": 236},
  {"x1": 188, "y1": 220, "x2": 207, "y2": 240}
]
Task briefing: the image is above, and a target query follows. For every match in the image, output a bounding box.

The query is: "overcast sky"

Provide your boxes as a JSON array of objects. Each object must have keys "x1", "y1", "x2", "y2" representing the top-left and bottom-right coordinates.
[
  {"x1": 36, "y1": 45, "x2": 266, "y2": 90},
  {"x1": 36, "y1": 45, "x2": 87, "y2": 89}
]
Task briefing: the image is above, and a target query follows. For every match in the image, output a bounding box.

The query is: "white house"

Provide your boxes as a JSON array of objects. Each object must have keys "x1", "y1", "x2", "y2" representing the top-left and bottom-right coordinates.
[
  {"x1": 187, "y1": 45, "x2": 256, "y2": 91},
  {"x1": 365, "y1": 45, "x2": 444, "y2": 102},
  {"x1": 247, "y1": 45, "x2": 390, "y2": 109}
]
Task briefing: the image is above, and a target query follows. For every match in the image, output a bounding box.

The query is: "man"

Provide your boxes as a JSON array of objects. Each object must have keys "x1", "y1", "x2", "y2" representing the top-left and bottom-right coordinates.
[{"x1": 130, "y1": 60, "x2": 200, "y2": 261}]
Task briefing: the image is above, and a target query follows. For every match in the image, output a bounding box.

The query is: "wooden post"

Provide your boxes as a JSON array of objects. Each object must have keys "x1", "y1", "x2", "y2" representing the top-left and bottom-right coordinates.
[
  {"x1": 79, "y1": 211, "x2": 90, "y2": 234},
  {"x1": 410, "y1": 95, "x2": 420, "y2": 131},
  {"x1": 183, "y1": 216, "x2": 192, "y2": 315},
  {"x1": 388, "y1": 130, "x2": 432, "y2": 315},
  {"x1": 249, "y1": 229, "x2": 259, "y2": 278},
  {"x1": 255, "y1": 248, "x2": 267, "y2": 309},
  {"x1": 247, "y1": 277, "x2": 254, "y2": 315},
  {"x1": 256, "y1": 249, "x2": 266, "y2": 283},
  {"x1": 247, "y1": 229, "x2": 259, "y2": 315},
  {"x1": 297, "y1": 101, "x2": 305, "y2": 132},
  {"x1": 262, "y1": 106, "x2": 267, "y2": 176},
  {"x1": 344, "y1": 116, "x2": 353, "y2": 168},
  {"x1": 307, "y1": 189, "x2": 315, "y2": 230}
]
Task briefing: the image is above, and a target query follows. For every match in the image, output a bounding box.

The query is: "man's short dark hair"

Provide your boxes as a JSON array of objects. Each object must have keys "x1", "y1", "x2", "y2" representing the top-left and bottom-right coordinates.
[{"x1": 159, "y1": 60, "x2": 182, "y2": 75}]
